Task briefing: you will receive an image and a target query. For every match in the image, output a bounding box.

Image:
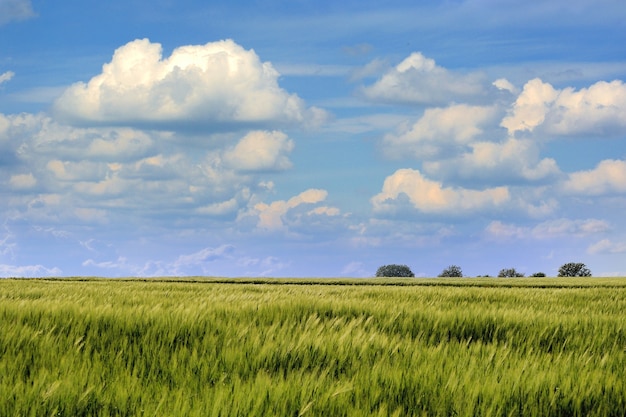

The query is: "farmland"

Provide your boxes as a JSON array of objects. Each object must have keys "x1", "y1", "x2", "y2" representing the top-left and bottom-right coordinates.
[{"x1": 0, "y1": 277, "x2": 625, "y2": 416}]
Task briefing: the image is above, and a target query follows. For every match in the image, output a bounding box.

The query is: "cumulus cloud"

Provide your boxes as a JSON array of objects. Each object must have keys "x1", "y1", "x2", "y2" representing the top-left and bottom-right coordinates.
[
  {"x1": 502, "y1": 78, "x2": 626, "y2": 137},
  {"x1": 423, "y1": 138, "x2": 561, "y2": 184},
  {"x1": 223, "y1": 130, "x2": 294, "y2": 171},
  {"x1": 252, "y1": 189, "x2": 341, "y2": 232},
  {"x1": 54, "y1": 38, "x2": 327, "y2": 130},
  {"x1": 371, "y1": 168, "x2": 509, "y2": 215},
  {"x1": 0, "y1": 0, "x2": 35, "y2": 25},
  {"x1": 563, "y1": 159, "x2": 626, "y2": 195},
  {"x1": 382, "y1": 104, "x2": 498, "y2": 159},
  {"x1": 361, "y1": 52, "x2": 488, "y2": 105}
]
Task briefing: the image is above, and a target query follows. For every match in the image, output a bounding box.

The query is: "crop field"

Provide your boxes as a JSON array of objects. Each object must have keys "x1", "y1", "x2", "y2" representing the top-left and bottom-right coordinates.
[{"x1": 1, "y1": 277, "x2": 625, "y2": 416}]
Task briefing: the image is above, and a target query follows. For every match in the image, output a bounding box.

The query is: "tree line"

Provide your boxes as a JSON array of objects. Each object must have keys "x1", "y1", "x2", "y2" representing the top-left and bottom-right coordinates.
[{"x1": 375, "y1": 263, "x2": 592, "y2": 278}]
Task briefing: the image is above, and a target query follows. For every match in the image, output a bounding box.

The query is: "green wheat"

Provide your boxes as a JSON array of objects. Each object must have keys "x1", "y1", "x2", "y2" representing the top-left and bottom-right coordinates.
[{"x1": 0, "y1": 278, "x2": 624, "y2": 416}]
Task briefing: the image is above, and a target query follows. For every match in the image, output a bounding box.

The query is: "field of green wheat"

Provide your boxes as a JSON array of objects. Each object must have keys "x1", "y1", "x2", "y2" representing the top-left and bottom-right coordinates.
[{"x1": 1, "y1": 277, "x2": 625, "y2": 416}]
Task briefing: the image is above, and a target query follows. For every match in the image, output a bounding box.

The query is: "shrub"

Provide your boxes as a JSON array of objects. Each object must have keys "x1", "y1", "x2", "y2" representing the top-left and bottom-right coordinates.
[
  {"x1": 375, "y1": 264, "x2": 415, "y2": 277},
  {"x1": 438, "y1": 265, "x2": 463, "y2": 277},
  {"x1": 498, "y1": 268, "x2": 525, "y2": 278},
  {"x1": 558, "y1": 262, "x2": 592, "y2": 277},
  {"x1": 531, "y1": 272, "x2": 546, "y2": 277}
]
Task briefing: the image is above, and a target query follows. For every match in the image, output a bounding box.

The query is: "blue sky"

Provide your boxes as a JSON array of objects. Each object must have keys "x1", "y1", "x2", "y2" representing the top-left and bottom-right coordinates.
[{"x1": 2, "y1": 0, "x2": 626, "y2": 277}]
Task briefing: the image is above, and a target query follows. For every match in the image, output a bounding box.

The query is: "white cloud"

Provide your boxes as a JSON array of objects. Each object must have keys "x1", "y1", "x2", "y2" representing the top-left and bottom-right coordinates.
[
  {"x1": 82, "y1": 257, "x2": 128, "y2": 270},
  {"x1": 0, "y1": 263, "x2": 62, "y2": 277},
  {"x1": 485, "y1": 220, "x2": 526, "y2": 240},
  {"x1": 9, "y1": 173, "x2": 36, "y2": 189},
  {"x1": 196, "y1": 198, "x2": 239, "y2": 216},
  {"x1": 588, "y1": 238, "x2": 626, "y2": 254},
  {"x1": 223, "y1": 130, "x2": 294, "y2": 172},
  {"x1": 83, "y1": 245, "x2": 236, "y2": 276},
  {"x1": 546, "y1": 80, "x2": 626, "y2": 136},
  {"x1": 492, "y1": 78, "x2": 518, "y2": 94},
  {"x1": 0, "y1": 71, "x2": 15, "y2": 85},
  {"x1": 237, "y1": 255, "x2": 290, "y2": 277},
  {"x1": 423, "y1": 138, "x2": 561, "y2": 184},
  {"x1": 501, "y1": 78, "x2": 559, "y2": 135},
  {"x1": 54, "y1": 38, "x2": 327, "y2": 129},
  {"x1": 502, "y1": 78, "x2": 626, "y2": 137},
  {"x1": 371, "y1": 168, "x2": 509, "y2": 215},
  {"x1": 0, "y1": 224, "x2": 16, "y2": 257},
  {"x1": 382, "y1": 104, "x2": 497, "y2": 159},
  {"x1": 0, "y1": 0, "x2": 35, "y2": 25},
  {"x1": 563, "y1": 159, "x2": 626, "y2": 195},
  {"x1": 252, "y1": 189, "x2": 340, "y2": 232},
  {"x1": 172, "y1": 245, "x2": 235, "y2": 270},
  {"x1": 486, "y1": 218, "x2": 610, "y2": 240},
  {"x1": 341, "y1": 261, "x2": 369, "y2": 277},
  {"x1": 361, "y1": 52, "x2": 488, "y2": 105},
  {"x1": 531, "y1": 218, "x2": 610, "y2": 238}
]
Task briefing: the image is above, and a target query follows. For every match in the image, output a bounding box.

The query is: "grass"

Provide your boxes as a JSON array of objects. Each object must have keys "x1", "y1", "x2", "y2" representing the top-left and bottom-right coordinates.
[{"x1": 0, "y1": 277, "x2": 625, "y2": 416}]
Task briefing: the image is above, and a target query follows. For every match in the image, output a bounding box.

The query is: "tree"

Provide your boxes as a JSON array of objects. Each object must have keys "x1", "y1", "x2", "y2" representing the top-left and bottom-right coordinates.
[
  {"x1": 498, "y1": 268, "x2": 525, "y2": 277},
  {"x1": 438, "y1": 265, "x2": 463, "y2": 277},
  {"x1": 531, "y1": 272, "x2": 546, "y2": 277},
  {"x1": 375, "y1": 264, "x2": 415, "y2": 277},
  {"x1": 558, "y1": 262, "x2": 592, "y2": 277}
]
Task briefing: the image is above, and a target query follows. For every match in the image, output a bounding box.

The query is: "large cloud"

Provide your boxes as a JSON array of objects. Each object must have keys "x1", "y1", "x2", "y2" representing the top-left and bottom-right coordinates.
[
  {"x1": 361, "y1": 52, "x2": 488, "y2": 105},
  {"x1": 563, "y1": 159, "x2": 626, "y2": 195},
  {"x1": 371, "y1": 168, "x2": 509, "y2": 215},
  {"x1": 423, "y1": 138, "x2": 561, "y2": 184},
  {"x1": 53, "y1": 39, "x2": 326, "y2": 129},
  {"x1": 502, "y1": 78, "x2": 626, "y2": 137},
  {"x1": 382, "y1": 104, "x2": 498, "y2": 159}
]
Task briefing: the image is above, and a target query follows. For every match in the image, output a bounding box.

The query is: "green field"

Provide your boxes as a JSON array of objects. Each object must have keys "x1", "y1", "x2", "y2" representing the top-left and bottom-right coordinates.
[{"x1": 1, "y1": 277, "x2": 625, "y2": 416}]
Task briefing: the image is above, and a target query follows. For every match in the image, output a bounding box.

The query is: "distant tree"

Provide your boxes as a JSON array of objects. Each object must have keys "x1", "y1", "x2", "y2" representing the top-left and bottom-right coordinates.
[
  {"x1": 375, "y1": 264, "x2": 415, "y2": 278},
  {"x1": 531, "y1": 272, "x2": 546, "y2": 277},
  {"x1": 558, "y1": 262, "x2": 592, "y2": 277},
  {"x1": 438, "y1": 265, "x2": 463, "y2": 277},
  {"x1": 498, "y1": 268, "x2": 525, "y2": 278}
]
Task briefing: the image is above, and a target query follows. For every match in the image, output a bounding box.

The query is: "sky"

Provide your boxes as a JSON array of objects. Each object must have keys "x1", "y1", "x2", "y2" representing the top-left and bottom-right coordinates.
[{"x1": 1, "y1": 0, "x2": 626, "y2": 278}]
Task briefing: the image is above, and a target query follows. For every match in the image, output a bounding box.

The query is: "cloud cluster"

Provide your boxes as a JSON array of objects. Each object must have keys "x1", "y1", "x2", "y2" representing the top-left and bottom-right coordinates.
[
  {"x1": 1, "y1": 38, "x2": 336, "y2": 243},
  {"x1": 362, "y1": 51, "x2": 626, "y2": 223},
  {"x1": 0, "y1": 113, "x2": 304, "y2": 225},
  {"x1": 54, "y1": 39, "x2": 327, "y2": 129}
]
